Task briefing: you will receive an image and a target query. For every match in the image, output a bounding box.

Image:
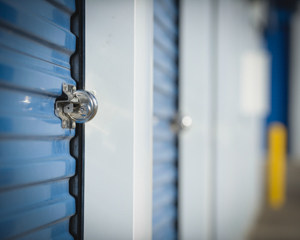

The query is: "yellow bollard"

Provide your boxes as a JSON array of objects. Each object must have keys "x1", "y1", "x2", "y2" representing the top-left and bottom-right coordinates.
[{"x1": 268, "y1": 123, "x2": 287, "y2": 209}]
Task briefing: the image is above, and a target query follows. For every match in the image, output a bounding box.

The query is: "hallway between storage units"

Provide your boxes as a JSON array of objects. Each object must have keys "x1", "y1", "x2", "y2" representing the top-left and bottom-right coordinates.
[{"x1": 248, "y1": 162, "x2": 300, "y2": 240}]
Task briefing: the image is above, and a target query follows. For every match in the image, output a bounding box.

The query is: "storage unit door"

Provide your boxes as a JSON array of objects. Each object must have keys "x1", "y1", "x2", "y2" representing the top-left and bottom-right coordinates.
[
  {"x1": 0, "y1": 1, "x2": 83, "y2": 239},
  {"x1": 153, "y1": 0, "x2": 179, "y2": 239}
]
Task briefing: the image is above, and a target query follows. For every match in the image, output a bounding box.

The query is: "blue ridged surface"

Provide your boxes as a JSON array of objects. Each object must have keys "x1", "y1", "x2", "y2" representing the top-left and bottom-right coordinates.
[
  {"x1": 153, "y1": 0, "x2": 178, "y2": 239},
  {"x1": 266, "y1": 7, "x2": 291, "y2": 128},
  {"x1": 0, "y1": 0, "x2": 76, "y2": 239}
]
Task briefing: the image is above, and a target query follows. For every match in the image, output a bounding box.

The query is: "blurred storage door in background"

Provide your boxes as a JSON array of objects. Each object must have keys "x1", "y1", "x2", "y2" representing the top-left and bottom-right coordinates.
[
  {"x1": 0, "y1": 1, "x2": 84, "y2": 239},
  {"x1": 153, "y1": 0, "x2": 179, "y2": 239}
]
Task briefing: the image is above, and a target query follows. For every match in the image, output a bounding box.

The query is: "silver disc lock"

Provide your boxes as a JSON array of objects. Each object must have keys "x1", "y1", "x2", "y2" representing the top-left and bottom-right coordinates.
[{"x1": 55, "y1": 83, "x2": 98, "y2": 129}]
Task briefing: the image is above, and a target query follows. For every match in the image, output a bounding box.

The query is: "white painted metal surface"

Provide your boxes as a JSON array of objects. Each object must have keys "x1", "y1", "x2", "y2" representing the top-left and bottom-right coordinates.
[
  {"x1": 179, "y1": 1, "x2": 266, "y2": 240},
  {"x1": 215, "y1": 1, "x2": 265, "y2": 239},
  {"x1": 84, "y1": 1, "x2": 153, "y2": 239},
  {"x1": 179, "y1": 0, "x2": 214, "y2": 239},
  {"x1": 290, "y1": 5, "x2": 300, "y2": 161}
]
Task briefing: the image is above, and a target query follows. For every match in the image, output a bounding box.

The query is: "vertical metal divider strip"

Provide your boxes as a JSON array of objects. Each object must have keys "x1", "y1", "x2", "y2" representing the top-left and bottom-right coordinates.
[
  {"x1": 69, "y1": 0, "x2": 85, "y2": 239},
  {"x1": 210, "y1": 0, "x2": 218, "y2": 239}
]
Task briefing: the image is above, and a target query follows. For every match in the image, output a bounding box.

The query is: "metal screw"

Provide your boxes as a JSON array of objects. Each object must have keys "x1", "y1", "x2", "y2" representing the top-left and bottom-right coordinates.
[{"x1": 72, "y1": 122, "x2": 76, "y2": 128}]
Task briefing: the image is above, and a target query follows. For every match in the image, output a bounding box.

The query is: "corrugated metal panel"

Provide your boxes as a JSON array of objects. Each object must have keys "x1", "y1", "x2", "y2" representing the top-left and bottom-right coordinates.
[
  {"x1": 0, "y1": 0, "x2": 77, "y2": 239},
  {"x1": 265, "y1": 6, "x2": 291, "y2": 131},
  {"x1": 153, "y1": 0, "x2": 179, "y2": 239}
]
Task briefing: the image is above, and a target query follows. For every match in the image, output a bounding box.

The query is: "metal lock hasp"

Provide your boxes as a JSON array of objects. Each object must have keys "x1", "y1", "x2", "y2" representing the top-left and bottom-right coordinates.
[{"x1": 55, "y1": 83, "x2": 98, "y2": 129}]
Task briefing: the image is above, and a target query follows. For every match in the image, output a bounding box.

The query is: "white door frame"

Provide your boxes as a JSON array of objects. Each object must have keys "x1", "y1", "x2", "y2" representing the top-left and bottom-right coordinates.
[
  {"x1": 179, "y1": 0, "x2": 215, "y2": 239},
  {"x1": 84, "y1": 1, "x2": 153, "y2": 239}
]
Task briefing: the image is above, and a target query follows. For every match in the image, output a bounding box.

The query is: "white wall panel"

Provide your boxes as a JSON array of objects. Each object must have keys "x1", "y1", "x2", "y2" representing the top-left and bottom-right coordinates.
[
  {"x1": 290, "y1": 5, "x2": 300, "y2": 161},
  {"x1": 215, "y1": 1, "x2": 265, "y2": 239},
  {"x1": 180, "y1": 1, "x2": 266, "y2": 240},
  {"x1": 85, "y1": 1, "x2": 153, "y2": 239},
  {"x1": 179, "y1": 0, "x2": 214, "y2": 239}
]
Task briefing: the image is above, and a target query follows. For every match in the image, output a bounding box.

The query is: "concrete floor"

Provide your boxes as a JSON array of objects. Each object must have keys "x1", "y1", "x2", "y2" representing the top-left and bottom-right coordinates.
[{"x1": 248, "y1": 163, "x2": 300, "y2": 240}]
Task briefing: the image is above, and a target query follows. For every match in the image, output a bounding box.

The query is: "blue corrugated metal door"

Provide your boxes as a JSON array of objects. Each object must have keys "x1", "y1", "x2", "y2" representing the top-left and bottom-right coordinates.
[
  {"x1": 153, "y1": 0, "x2": 179, "y2": 239},
  {"x1": 0, "y1": 0, "x2": 84, "y2": 239}
]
